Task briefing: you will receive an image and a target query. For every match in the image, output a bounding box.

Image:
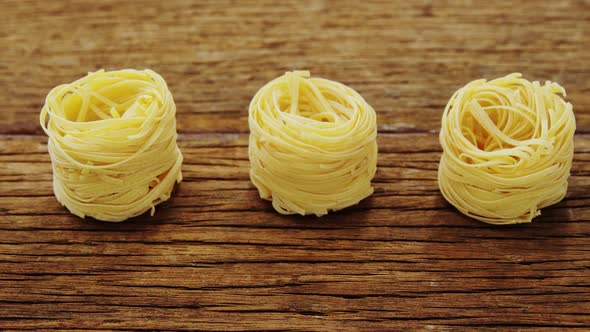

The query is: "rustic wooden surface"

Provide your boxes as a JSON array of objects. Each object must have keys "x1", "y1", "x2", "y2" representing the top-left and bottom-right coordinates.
[{"x1": 1, "y1": 0, "x2": 590, "y2": 330}]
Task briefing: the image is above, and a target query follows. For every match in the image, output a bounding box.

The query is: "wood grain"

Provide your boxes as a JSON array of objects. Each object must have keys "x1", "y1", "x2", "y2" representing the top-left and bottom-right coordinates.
[{"x1": 1, "y1": 0, "x2": 589, "y2": 330}]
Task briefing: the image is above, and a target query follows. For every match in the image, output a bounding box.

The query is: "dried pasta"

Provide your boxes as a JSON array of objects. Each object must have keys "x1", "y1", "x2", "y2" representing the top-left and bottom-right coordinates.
[
  {"x1": 248, "y1": 71, "x2": 378, "y2": 216},
  {"x1": 40, "y1": 69, "x2": 183, "y2": 222},
  {"x1": 438, "y1": 73, "x2": 576, "y2": 224}
]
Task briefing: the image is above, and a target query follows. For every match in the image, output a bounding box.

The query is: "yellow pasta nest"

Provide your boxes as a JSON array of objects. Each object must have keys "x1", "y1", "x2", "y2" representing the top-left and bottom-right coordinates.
[
  {"x1": 248, "y1": 71, "x2": 378, "y2": 216},
  {"x1": 40, "y1": 69, "x2": 183, "y2": 222},
  {"x1": 438, "y1": 73, "x2": 576, "y2": 224}
]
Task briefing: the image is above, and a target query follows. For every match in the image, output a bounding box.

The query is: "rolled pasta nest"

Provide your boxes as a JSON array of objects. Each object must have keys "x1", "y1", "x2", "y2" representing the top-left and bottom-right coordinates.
[
  {"x1": 40, "y1": 69, "x2": 183, "y2": 222},
  {"x1": 248, "y1": 71, "x2": 378, "y2": 216},
  {"x1": 438, "y1": 73, "x2": 576, "y2": 224}
]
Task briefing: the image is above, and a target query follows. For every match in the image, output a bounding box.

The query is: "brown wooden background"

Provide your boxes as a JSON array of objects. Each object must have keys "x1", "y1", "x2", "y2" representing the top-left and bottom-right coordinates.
[{"x1": 1, "y1": 0, "x2": 589, "y2": 330}]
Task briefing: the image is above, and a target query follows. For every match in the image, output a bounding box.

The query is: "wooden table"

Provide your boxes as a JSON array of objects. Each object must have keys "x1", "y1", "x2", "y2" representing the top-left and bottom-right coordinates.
[{"x1": 1, "y1": 1, "x2": 589, "y2": 330}]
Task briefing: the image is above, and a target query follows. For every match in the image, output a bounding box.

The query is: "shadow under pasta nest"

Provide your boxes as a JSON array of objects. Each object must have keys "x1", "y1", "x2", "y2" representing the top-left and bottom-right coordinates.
[
  {"x1": 434, "y1": 203, "x2": 573, "y2": 264},
  {"x1": 276, "y1": 195, "x2": 375, "y2": 229},
  {"x1": 66, "y1": 184, "x2": 183, "y2": 232},
  {"x1": 71, "y1": 209, "x2": 171, "y2": 231}
]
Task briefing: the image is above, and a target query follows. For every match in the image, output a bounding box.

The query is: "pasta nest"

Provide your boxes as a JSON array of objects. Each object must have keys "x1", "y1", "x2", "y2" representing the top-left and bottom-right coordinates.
[
  {"x1": 40, "y1": 69, "x2": 183, "y2": 222},
  {"x1": 438, "y1": 73, "x2": 576, "y2": 224},
  {"x1": 248, "y1": 71, "x2": 378, "y2": 216}
]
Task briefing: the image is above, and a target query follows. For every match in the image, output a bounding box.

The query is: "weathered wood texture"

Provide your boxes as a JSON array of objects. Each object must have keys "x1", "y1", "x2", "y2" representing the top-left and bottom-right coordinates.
[{"x1": 1, "y1": 0, "x2": 589, "y2": 330}]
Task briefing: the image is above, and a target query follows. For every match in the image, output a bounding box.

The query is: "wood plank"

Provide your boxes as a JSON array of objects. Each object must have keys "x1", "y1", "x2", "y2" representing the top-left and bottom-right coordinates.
[
  {"x1": 1, "y1": 133, "x2": 589, "y2": 330},
  {"x1": 1, "y1": 0, "x2": 590, "y2": 135}
]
